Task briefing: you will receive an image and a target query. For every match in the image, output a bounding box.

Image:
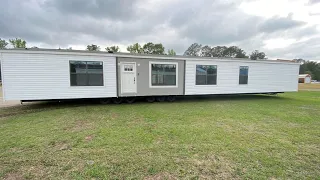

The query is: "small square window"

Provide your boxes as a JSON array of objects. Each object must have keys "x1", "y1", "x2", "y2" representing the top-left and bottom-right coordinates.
[
  {"x1": 151, "y1": 63, "x2": 177, "y2": 86},
  {"x1": 196, "y1": 65, "x2": 217, "y2": 85}
]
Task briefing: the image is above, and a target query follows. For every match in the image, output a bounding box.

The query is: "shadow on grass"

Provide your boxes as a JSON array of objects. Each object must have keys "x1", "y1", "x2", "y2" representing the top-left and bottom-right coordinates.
[{"x1": 0, "y1": 94, "x2": 289, "y2": 118}]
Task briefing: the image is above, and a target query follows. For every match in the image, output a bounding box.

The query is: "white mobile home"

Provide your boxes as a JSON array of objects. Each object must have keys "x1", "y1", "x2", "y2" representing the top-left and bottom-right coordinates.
[{"x1": 0, "y1": 49, "x2": 300, "y2": 103}]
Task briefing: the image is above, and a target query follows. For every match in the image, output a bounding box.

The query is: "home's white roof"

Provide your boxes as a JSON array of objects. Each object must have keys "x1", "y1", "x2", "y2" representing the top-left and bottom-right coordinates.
[
  {"x1": 0, "y1": 48, "x2": 300, "y2": 65},
  {"x1": 299, "y1": 74, "x2": 311, "y2": 78}
]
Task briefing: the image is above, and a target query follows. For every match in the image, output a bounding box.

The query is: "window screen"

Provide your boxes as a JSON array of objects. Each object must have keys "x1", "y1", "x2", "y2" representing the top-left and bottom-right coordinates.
[
  {"x1": 239, "y1": 66, "x2": 249, "y2": 84},
  {"x1": 196, "y1": 65, "x2": 217, "y2": 85},
  {"x1": 151, "y1": 63, "x2": 177, "y2": 86},
  {"x1": 70, "y1": 61, "x2": 103, "y2": 86}
]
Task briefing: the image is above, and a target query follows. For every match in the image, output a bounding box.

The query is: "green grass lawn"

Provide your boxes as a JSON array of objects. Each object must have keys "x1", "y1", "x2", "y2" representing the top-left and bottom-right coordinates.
[{"x1": 0, "y1": 92, "x2": 320, "y2": 179}]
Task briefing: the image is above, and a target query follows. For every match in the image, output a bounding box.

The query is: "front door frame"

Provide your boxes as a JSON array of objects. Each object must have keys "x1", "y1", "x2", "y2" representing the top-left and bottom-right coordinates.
[{"x1": 120, "y1": 62, "x2": 137, "y2": 94}]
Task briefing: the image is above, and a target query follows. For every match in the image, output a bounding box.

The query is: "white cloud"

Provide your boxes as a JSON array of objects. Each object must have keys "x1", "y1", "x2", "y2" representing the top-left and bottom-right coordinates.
[
  {"x1": 264, "y1": 38, "x2": 297, "y2": 49},
  {"x1": 0, "y1": 0, "x2": 319, "y2": 61}
]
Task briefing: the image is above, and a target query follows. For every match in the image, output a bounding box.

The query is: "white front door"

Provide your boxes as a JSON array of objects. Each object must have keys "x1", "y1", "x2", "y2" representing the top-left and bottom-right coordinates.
[
  {"x1": 121, "y1": 63, "x2": 137, "y2": 93},
  {"x1": 305, "y1": 77, "x2": 311, "y2": 83}
]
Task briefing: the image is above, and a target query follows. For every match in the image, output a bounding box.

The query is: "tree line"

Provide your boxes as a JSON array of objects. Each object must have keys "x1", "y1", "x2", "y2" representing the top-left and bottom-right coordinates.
[
  {"x1": 296, "y1": 59, "x2": 320, "y2": 80},
  {"x1": 0, "y1": 38, "x2": 27, "y2": 49},
  {"x1": 183, "y1": 43, "x2": 266, "y2": 60},
  {"x1": 87, "y1": 42, "x2": 266, "y2": 60},
  {"x1": 1, "y1": 38, "x2": 319, "y2": 80},
  {"x1": 86, "y1": 42, "x2": 176, "y2": 55}
]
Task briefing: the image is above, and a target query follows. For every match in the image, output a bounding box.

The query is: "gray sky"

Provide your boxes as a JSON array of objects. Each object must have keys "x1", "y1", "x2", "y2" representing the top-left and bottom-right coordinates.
[{"x1": 1, "y1": 0, "x2": 320, "y2": 61}]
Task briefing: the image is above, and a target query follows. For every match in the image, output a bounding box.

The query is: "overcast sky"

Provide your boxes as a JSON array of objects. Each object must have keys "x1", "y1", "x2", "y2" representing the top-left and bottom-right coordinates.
[{"x1": 1, "y1": 0, "x2": 320, "y2": 61}]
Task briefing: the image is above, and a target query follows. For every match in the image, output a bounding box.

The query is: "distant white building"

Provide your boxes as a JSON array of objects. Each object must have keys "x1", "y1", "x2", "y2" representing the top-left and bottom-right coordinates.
[{"x1": 299, "y1": 74, "x2": 311, "y2": 84}]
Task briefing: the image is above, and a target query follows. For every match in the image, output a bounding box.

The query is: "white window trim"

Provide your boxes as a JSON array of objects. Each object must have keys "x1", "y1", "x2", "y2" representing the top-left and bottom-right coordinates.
[
  {"x1": 69, "y1": 60, "x2": 105, "y2": 87},
  {"x1": 149, "y1": 61, "x2": 178, "y2": 88},
  {"x1": 195, "y1": 64, "x2": 218, "y2": 86}
]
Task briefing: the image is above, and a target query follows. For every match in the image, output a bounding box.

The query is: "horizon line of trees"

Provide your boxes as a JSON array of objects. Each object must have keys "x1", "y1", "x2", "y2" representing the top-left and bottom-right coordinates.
[
  {"x1": 0, "y1": 38, "x2": 265, "y2": 59},
  {"x1": 183, "y1": 43, "x2": 267, "y2": 60},
  {"x1": 87, "y1": 42, "x2": 177, "y2": 56},
  {"x1": 0, "y1": 38, "x2": 267, "y2": 60},
  {"x1": 1, "y1": 37, "x2": 319, "y2": 80}
]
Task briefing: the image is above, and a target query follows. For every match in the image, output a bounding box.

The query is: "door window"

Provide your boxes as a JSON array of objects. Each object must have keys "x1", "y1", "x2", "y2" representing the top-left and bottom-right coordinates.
[{"x1": 124, "y1": 65, "x2": 133, "y2": 72}]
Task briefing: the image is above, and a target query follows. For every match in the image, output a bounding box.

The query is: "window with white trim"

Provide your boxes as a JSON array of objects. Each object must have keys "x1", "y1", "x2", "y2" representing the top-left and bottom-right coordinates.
[
  {"x1": 70, "y1": 61, "x2": 103, "y2": 86},
  {"x1": 151, "y1": 63, "x2": 177, "y2": 86},
  {"x1": 239, "y1": 66, "x2": 249, "y2": 84},
  {"x1": 196, "y1": 65, "x2": 217, "y2": 85}
]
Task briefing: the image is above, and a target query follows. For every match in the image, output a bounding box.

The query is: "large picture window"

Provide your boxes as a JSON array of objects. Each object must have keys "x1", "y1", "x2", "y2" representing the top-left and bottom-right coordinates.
[
  {"x1": 70, "y1": 61, "x2": 103, "y2": 86},
  {"x1": 239, "y1": 66, "x2": 249, "y2": 84},
  {"x1": 196, "y1": 65, "x2": 217, "y2": 85},
  {"x1": 151, "y1": 63, "x2": 177, "y2": 87}
]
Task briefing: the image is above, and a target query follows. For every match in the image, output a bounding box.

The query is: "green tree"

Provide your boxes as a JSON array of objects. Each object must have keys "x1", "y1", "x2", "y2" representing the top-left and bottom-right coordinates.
[
  {"x1": 127, "y1": 43, "x2": 143, "y2": 53},
  {"x1": 167, "y1": 49, "x2": 176, "y2": 56},
  {"x1": 184, "y1": 44, "x2": 249, "y2": 58},
  {"x1": 142, "y1": 42, "x2": 165, "y2": 55},
  {"x1": 86, "y1": 44, "x2": 100, "y2": 51},
  {"x1": 250, "y1": 50, "x2": 266, "y2": 60},
  {"x1": 223, "y1": 46, "x2": 247, "y2": 58},
  {"x1": 183, "y1": 43, "x2": 202, "y2": 56},
  {"x1": 0, "y1": 38, "x2": 8, "y2": 49},
  {"x1": 9, "y1": 38, "x2": 27, "y2": 48},
  {"x1": 106, "y1": 45, "x2": 120, "y2": 52},
  {"x1": 200, "y1": 45, "x2": 213, "y2": 57},
  {"x1": 294, "y1": 58, "x2": 305, "y2": 64},
  {"x1": 299, "y1": 60, "x2": 320, "y2": 80},
  {"x1": 211, "y1": 46, "x2": 228, "y2": 57}
]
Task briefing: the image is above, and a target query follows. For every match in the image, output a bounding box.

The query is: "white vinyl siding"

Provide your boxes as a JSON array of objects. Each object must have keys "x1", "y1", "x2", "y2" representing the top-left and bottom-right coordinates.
[
  {"x1": 1, "y1": 53, "x2": 117, "y2": 101},
  {"x1": 185, "y1": 60, "x2": 299, "y2": 95}
]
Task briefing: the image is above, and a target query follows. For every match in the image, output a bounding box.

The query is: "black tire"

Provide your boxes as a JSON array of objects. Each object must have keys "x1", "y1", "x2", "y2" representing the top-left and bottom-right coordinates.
[
  {"x1": 112, "y1": 98, "x2": 123, "y2": 104},
  {"x1": 166, "y1": 96, "x2": 176, "y2": 102},
  {"x1": 99, "y1": 98, "x2": 111, "y2": 104},
  {"x1": 156, "y1": 96, "x2": 165, "y2": 102},
  {"x1": 125, "y1": 97, "x2": 136, "y2": 104},
  {"x1": 146, "y1": 96, "x2": 156, "y2": 103}
]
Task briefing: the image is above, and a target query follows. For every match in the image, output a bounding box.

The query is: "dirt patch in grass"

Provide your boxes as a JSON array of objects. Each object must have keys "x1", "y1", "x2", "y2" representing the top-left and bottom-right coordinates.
[
  {"x1": 21, "y1": 165, "x2": 47, "y2": 180},
  {"x1": 144, "y1": 172, "x2": 177, "y2": 180},
  {"x1": 191, "y1": 155, "x2": 237, "y2": 179},
  {"x1": 63, "y1": 120, "x2": 93, "y2": 132},
  {"x1": 85, "y1": 135, "x2": 94, "y2": 142},
  {"x1": 111, "y1": 112, "x2": 118, "y2": 119},
  {"x1": 48, "y1": 140, "x2": 72, "y2": 151},
  {"x1": 3, "y1": 172, "x2": 24, "y2": 180}
]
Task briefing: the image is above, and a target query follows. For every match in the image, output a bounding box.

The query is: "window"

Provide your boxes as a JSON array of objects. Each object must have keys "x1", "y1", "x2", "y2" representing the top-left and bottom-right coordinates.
[
  {"x1": 196, "y1": 65, "x2": 217, "y2": 85},
  {"x1": 70, "y1": 61, "x2": 103, "y2": 86},
  {"x1": 151, "y1": 63, "x2": 177, "y2": 86},
  {"x1": 124, "y1": 65, "x2": 133, "y2": 72},
  {"x1": 239, "y1": 66, "x2": 249, "y2": 84}
]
